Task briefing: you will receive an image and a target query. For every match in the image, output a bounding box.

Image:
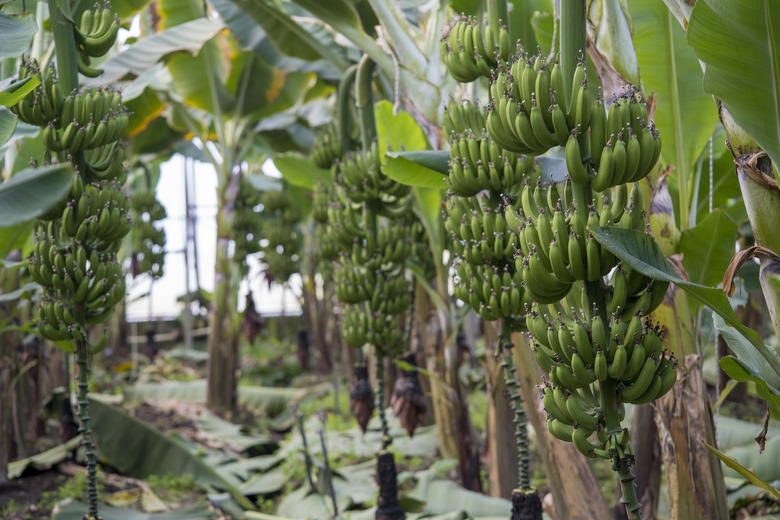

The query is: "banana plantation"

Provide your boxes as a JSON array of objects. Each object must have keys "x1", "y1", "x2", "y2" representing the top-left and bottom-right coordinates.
[{"x1": 2, "y1": 0, "x2": 780, "y2": 519}]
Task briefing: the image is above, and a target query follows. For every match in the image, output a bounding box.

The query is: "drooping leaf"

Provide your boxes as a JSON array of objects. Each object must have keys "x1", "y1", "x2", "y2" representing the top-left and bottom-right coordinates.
[
  {"x1": 687, "y1": 0, "x2": 780, "y2": 185},
  {"x1": 384, "y1": 152, "x2": 448, "y2": 189},
  {"x1": 0, "y1": 76, "x2": 41, "y2": 107},
  {"x1": 0, "y1": 164, "x2": 72, "y2": 227},
  {"x1": 0, "y1": 13, "x2": 36, "y2": 60},
  {"x1": 704, "y1": 442, "x2": 780, "y2": 500},
  {"x1": 407, "y1": 471, "x2": 511, "y2": 516},
  {"x1": 84, "y1": 18, "x2": 226, "y2": 86},
  {"x1": 631, "y1": 0, "x2": 718, "y2": 218},
  {"x1": 7, "y1": 435, "x2": 82, "y2": 479},
  {"x1": 124, "y1": 88, "x2": 166, "y2": 137},
  {"x1": 89, "y1": 398, "x2": 254, "y2": 509},
  {"x1": 0, "y1": 108, "x2": 17, "y2": 147},
  {"x1": 715, "y1": 314, "x2": 780, "y2": 420},
  {"x1": 0, "y1": 281, "x2": 39, "y2": 303},
  {"x1": 216, "y1": 0, "x2": 347, "y2": 71},
  {"x1": 591, "y1": 226, "x2": 780, "y2": 375},
  {"x1": 272, "y1": 154, "x2": 330, "y2": 190},
  {"x1": 678, "y1": 209, "x2": 738, "y2": 287},
  {"x1": 239, "y1": 468, "x2": 287, "y2": 495}
]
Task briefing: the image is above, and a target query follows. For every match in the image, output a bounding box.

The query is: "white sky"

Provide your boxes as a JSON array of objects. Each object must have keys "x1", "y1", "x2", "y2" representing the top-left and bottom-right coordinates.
[{"x1": 124, "y1": 155, "x2": 302, "y2": 320}]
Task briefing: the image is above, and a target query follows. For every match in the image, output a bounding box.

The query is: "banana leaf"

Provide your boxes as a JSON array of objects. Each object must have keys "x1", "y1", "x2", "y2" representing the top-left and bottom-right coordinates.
[
  {"x1": 687, "y1": 0, "x2": 780, "y2": 186},
  {"x1": 52, "y1": 502, "x2": 216, "y2": 520},
  {"x1": 0, "y1": 164, "x2": 72, "y2": 228},
  {"x1": 0, "y1": 13, "x2": 36, "y2": 60}
]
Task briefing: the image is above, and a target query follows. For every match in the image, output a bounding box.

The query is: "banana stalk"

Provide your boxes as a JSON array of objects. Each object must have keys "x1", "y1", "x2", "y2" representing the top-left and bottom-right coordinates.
[{"x1": 499, "y1": 321, "x2": 542, "y2": 520}]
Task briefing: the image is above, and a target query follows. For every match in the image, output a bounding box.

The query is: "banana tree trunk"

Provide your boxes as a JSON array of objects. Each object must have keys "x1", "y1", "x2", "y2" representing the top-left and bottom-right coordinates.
[
  {"x1": 419, "y1": 287, "x2": 482, "y2": 491},
  {"x1": 653, "y1": 355, "x2": 729, "y2": 520},
  {"x1": 206, "y1": 182, "x2": 239, "y2": 417},
  {"x1": 511, "y1": 332, "x2": 612, "y2": 520}
]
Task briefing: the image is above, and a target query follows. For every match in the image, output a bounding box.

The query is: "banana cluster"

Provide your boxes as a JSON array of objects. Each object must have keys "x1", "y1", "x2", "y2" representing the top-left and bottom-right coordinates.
[
  {"x1": 75, "y1": 3, "x2": 120, "y2": 77},
  {"x1": 340, "y1": 270, "x2": 411, "y2": 354},
  {"x1": 505, "y1": 181, "x2": 665, "y2": 305},
  {"x1": 11, "y1": 60, "x2": 65, "y2": 128},
  {"x1": 257, "y1": 186, "x2": 302, "y2": 284},
  {"x1": 311, "y1": 123, "x2": 342, "y2": 169},
  {"x1": 15, "y1": 32, "x2": 130, "y2": 347},
  {"x1": 440, "y1": 16, "x2": 511, "y2": 83},
  {"x1": 130, "y1": 189, "x2": 166, "y2": 279},
  {"x1": 339, "y1": 141, "x2": 410, "y2": 205},
  {"x1": 566, "y1": 89, "x2": 661, "y2": 191},
  {"x1": 11, "y1": 59, "x2": 128, "y2": 186},
  {"x1": 29, "y1": 175, "x2": 129, "y2": 342},
  {"x1": 532, "y1": 300, "x2": 677, "y2": 458},
  {"x1": 232, "y1": 177, "x2": 264, "y2": 269},
  {"x1": 487, "y1": 56, "x2": 587, "y2": 155},
  {"x1": 326, "y1": 138, "x2": 413, "y2": 358},
  {"x1": 444, "y1": 102, "x2": 534, "y2": 329}
]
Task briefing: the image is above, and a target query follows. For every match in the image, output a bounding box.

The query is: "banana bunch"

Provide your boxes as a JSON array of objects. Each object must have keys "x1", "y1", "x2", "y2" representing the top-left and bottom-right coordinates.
[
  {"x1": 41, "y1": 87, "x2": 129, "y2": 158},
  {"x1": 339, "y1": 141, "x2": 411, "y2": 204},
  {"x1": 409, "y1": 221, "x2": 437, "y2": 282},
  {"x1": 257, "y1": 185, "x2": 303, "y2": 284},
  {"x1": 566, "y1": 90, "x2": 661, "y2": 191},
  {"x1": 530, "y1": 297, "x2": 677, "y2": 458},
  {"x1": 448, "y1": 130, "x2": 525, "y2": 196},
  {"x1": 339, "y1": 274, "x2": 410, "y2": 356},
  {"x1": 10, "y1": 59, "x2": 63, "y2": 128},
  {"x1": 232, "y1": 177, "x2": 264, "y2": 268},
  {"x1": 75, "y1": 3, "x2": 120, "y2": 77},
  {"x1": 29, "y1": 174, "x2": 129, "y2": 342},
  {"x1": 130, "y1": 189, "x2": 166, "y2": 279},
  {"x1": 487, "y1": 56, "x2": 590, "y2": 155},
  {"x1": 312, "y1": 123, "x2": 342, "y2": 169},
  {"x1": 312, "y1": 179, "x2": 332, "y2": 224},
  {"x1": 440, "y1": 16, "x2": 511, "y2": 83},
  {"x1": 443, "y1": 99, "x2": 486, "y2": 139},
  {"x1": 325, "y1": 191, "x2": 366, "y2": 248}
]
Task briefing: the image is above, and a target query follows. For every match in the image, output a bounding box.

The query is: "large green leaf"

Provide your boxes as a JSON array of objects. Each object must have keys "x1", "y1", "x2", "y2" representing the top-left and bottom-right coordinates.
[
  {"x1": 692, "y1": 127, "x2": 743, "y2": 224},
  {"x1": 590, "y1": 226, "x2": 780, "y2": 375},
  {"x1": 0, "y1": 108, "x2": 17, "y2": 147},
  {"x1": 384, "y1": 152, "x2": 448, "y2": 189},
  {"x1": 288, "y1": 0, "x2": 440, "y2": 121},
  {"x1": 374, "y1": 100, "x2": 431, "y2": 157},
  {"x1": 0, "y1": 76, "x2": 41, "y2": 107},
  {"x1": 89, "y1": 398, "x2": 254, "y2": 509},
  {"x1": 0, "y1": 13, "x2": 36, "y2": 60},
  {"x1": 211, "y1": 0, "x2": 343, "y2": 79},
  {"x1": 217, "y1": 0, "x2": 347, "y2": 71},
  {"x1": 407, "y1": 471, "x2": 511, "y2": 516},
  {"x1": 704, "y1": 442, "x2": 780, "y2": 500},
  {"x1": 92, "y1": 18, "x2": 226, "y2": 85},
  {"x1": 714, "y1": 314, "x2": 780, "y2": 420},
  {"x1": 630, "y1": 0, "x2": 718, "y2": 227},
  {"x1": 678, "y1": 209, "x2": 738, "y2": 287},
  {"x1": 272, "y1": 154, "x2": 330, "y2": 190},
  {"x1": 0, "y1": 164, "x2": 72, "y2": 228},
  {"x1": 596, "y1": 0, "x2": 640, "y2": 85},
  {"x1": 687, "y1": 0, "x2": 780, "y2": 185},
  {"x1": 0, "y1": 220, "x2": 34, "y2": 259}
]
